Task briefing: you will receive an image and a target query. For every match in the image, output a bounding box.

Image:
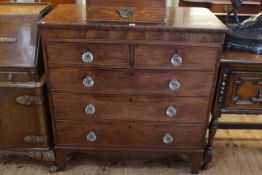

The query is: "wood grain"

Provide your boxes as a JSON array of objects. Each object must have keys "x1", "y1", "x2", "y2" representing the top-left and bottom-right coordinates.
[
  {"x1": 49, "y1": 67, "x2": 215, "y2": 96},
  {"x1": 46, "y1": 42, "x2": 130, "y2": 67},
  {"x1": 86, "y1": 0, "x2": 166, "y2": 8},
  {"x1": 52, "y1": 93, "x2": 210, "y2": 122},
  {"x1": 55, "y1": 120, "x2": 205, "y2": 149},
  {"x1": 0, "y1": 114, "x2": 262, "y2": 175}
]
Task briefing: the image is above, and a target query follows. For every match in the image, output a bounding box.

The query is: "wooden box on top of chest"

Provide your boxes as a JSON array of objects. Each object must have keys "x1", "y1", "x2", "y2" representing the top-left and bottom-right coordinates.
[{"x1": 86, "y1": 0, "x2": 168, "y2": 23}]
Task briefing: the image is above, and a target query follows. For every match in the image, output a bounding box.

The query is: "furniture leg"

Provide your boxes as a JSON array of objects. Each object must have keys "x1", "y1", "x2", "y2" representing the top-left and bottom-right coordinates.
[
  {"x1": 190, "y1": 153, "x2": 202, "y2": 174},
  {"x1": 55, "y1": 149, "x2": 69, "y2": 171},
  {"x1": 202, "y1": 113, "x2": 220, "y2": 170}
]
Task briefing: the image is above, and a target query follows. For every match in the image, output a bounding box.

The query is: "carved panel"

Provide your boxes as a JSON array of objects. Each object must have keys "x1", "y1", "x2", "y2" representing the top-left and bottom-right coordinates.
[
  {"x1": 23, "y1": 135, "x2": 48, "y2": 144},
  {"x1": 227, "y1": 71, "x2": 262, "y2": 109},
  {"x1": 0, "y1": 149, "x2": 55, "y2": 163}
]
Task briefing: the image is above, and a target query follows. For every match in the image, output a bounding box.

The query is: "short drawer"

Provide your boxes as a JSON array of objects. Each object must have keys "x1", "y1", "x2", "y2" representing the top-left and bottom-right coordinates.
[
  {"x1": 55, "y1": 121, "x2": 205, "y2": 149},
  {"x1": 226, "y1": 70, "x2": 262, "y2": 110},
  {"x1": 52, "y1": 93, "x2": 210, "y2": 122},
  {"x1": 49, "y1": 68, "x2": 214, "y2": 96},
  {"x1": 134, "y1": 45, "x2": 219, "y2": 70},
  {"x1": 46, "y1": 42, "x2": 130, "y2": 67}
]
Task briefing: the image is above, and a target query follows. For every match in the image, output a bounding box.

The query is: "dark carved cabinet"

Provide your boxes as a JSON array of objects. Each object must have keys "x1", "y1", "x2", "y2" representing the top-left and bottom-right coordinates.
[
  {"x1": 0, "y1": 3, "x2": 54, "y2": 166},
  {"x1": 204, "y1": 50, "x2": 262, "y2": 169},
  {"x1": 179, "y1": 0, "x2": 261, "y2": 14}
]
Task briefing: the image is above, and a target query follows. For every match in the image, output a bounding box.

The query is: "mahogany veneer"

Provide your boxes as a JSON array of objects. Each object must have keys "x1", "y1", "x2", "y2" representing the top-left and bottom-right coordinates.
[{"x1": 39, "y1": 4, "x2": 227, "y2": 174}]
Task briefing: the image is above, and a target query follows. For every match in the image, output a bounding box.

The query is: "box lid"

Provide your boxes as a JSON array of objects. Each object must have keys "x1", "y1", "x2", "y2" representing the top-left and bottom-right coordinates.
[{"x1": 0, "y1": 3, "x2": 51, "y2": 69}]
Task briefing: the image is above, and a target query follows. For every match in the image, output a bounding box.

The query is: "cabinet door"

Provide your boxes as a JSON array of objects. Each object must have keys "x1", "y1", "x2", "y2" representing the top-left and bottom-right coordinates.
[
  {"x1": 226, "y1": 70, "x2": 262, "y2": 110},
  {"x1": 0, "y1": 87, "x2": 50, "y2": 149}
]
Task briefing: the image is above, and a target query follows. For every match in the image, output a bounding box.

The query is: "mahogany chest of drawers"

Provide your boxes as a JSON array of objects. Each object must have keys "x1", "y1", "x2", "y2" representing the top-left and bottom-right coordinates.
[
  {"x1": 0, "y1": 3, "x2": 54, "y2": 164},
  {"x1": 39, "y1": 4, "x2": 227, "y2": 173}
]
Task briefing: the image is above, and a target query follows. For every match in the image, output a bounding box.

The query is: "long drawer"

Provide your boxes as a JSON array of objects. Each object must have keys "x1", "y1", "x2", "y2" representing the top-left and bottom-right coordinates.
[
  {"x1": 46, "y1": 42, "x2": 218, "y2": 71},
  {"x1": 52, "y1": 93, "x2": 210, "y2": 122},
  {"x1": 55, "y1": 120, "x2": 205, "y2": 150},
  {"x1": 49, "y1": 67, "x2": 214, "y2": 96}
]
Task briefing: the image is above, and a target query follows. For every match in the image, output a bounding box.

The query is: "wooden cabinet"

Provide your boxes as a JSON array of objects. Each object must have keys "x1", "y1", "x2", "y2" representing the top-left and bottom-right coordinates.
[
  {"x1": 212, "y1": 50, "x2": 262, "y2": 117},
  {"x1": 0, "y1": 0, "x2": 76, "y2": 7},
  {"x1": 203, "y1": 50, "x2": 262, "y2": 169},
  {"x1": 39, "y1": 4, "x2": 227, "y2": 173},
  {"x1": 0, "y1": 3, "x2": 54, "y2": 164},
  {"x1": 179, "y1": 0, "x2": 261, "y2": 14}
]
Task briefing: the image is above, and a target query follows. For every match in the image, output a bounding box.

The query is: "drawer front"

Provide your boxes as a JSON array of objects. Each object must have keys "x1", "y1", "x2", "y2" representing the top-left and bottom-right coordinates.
[
  {"x1": 226, "y1": 71, "x2": 262, "y2": 109},
  {"x1": 210, "y1": 4, "x2": 260, "y2": 14},
  {"x1": 0, "y1": 87, "x2": 49, "y2": 149},
  {"x1": 0, "y1": 72, "x2": 29, "y2": 82},
  {"x1": 135, "y1": 45, "x2": 219, "y2": 70},
  {"x1": 87, "y1": 6, "x2": 166, "y2": 23},
  {"x1": 52, "y1": 93, "x2": 210, "y2": 122},
  {"x1": 49, "y1": 68, "x2": 214, "y2": 96},
  {"x1": 46, "y1": 43, "x2": 130, "y2": 67},
  {"x1": 55, "y1": 121, "x2": 205, "y2": 149}
]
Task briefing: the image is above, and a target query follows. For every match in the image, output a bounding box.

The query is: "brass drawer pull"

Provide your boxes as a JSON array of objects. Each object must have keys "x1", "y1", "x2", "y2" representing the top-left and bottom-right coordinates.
[
  {"x1": 166, "y1": 106, "x2": 177, "y2": 117},
  {"x1": 82, "y1": 52, "x2": 93, "y2": 63},
  {"x1": 116, "y1": 7, "x2": 136, "y2": 18},
  {"x1": 163, "y1": 133, "x2": 173, "y2": 144},
  {"x1": 86, "y1": 131, "x2": 96, "y2": 142},
  {"x1": 0, "y1": 37, "x2": 17, "y2": 43},
  {"x1": 169, "y1": 79, "x2": 180, "y2": 91},
  {"x1": 171, "y1": 54, "x2": 183, "y2": 67},
  {"x1": 85, "y1": 104, "x2": 96, "y2": 115},
  {"x1": 83, "y1": 76, "x2": 94, "y2": 88}
]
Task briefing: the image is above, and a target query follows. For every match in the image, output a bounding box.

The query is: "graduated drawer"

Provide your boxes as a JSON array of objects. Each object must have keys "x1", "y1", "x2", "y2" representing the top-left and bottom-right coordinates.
[
  {"x1": 49, "y1": 67, "x2": 214, "y2": 96},
  {"x1": 55, "y1": 121, "x2": 205, "y2": 149},
  {"x1": 52, "y1": 93, "x2": 210, "y2": 122},
  {"x1": 46, "y1": 42, "x2": 130, "y2": 67},
  {"x1": 134, "y1": 45, "x2": 219, "y2": 71}
]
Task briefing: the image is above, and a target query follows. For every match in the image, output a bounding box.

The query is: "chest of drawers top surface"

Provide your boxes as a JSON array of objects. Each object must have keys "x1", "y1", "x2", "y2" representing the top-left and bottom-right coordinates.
[{"x1": 39, "y1": 4, "x2": 227, "y2": 32}]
